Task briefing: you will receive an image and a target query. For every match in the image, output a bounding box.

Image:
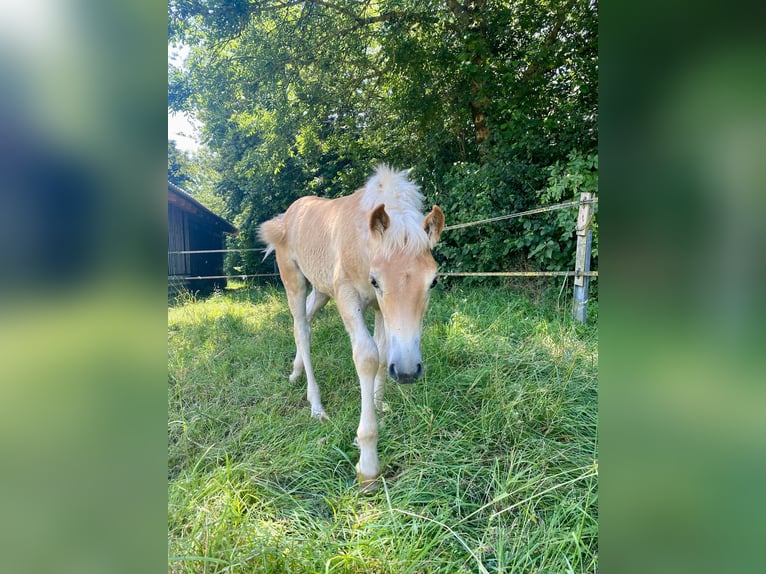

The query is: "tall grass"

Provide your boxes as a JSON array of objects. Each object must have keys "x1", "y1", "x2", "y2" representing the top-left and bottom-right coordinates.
[{"x1": 168, "y1": 282, "x2": 598, "y2": 573}]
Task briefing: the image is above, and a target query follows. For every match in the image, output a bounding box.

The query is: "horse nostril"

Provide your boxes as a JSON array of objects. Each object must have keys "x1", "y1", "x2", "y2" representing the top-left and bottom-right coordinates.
[
  {"x1": 388, "y1": 363, "x2": 398, "y2": 381},
  {"x1": 415, "y1": 363, "x2": 423, "y2": 379}
]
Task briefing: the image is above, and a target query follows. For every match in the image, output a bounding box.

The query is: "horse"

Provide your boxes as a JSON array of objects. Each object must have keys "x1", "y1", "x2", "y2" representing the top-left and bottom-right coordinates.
[{"x1": 258, "y1": 165, "x2": 445, "y2": 490}]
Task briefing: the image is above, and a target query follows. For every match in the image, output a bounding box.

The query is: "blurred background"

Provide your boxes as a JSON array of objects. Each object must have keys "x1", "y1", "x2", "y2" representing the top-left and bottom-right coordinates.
[
  {"x1": 0, "y1": 1, "x2": 166, "y2": 573},
  {"x1": 601, "y1": 1, "x2": 766, "y2": 572},
  {"x1": 0, "y1": 0, "x2": 763, "y2": 572}
]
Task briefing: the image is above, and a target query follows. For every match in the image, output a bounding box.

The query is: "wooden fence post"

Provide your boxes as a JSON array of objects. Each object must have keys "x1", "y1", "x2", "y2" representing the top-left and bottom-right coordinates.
[{"x1": 573, "y1": 192, "x2": 595, "y2": 324}]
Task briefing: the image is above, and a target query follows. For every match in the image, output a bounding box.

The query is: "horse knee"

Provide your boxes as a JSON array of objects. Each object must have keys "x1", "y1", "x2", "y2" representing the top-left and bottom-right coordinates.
[
  {"x1": 356, "y1": 424, "x2": 378, "y2": 445},
  {"x1": 352, "y1": 338, "x2": 379, "y2": 376}
]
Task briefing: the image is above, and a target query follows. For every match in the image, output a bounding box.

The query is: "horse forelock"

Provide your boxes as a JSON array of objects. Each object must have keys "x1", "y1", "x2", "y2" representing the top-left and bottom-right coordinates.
[
  {"x1": 362, "y1": 164, "x2": 423, "y2": 212},
  {"x1": 362, "y1": 165, "x2": 430, "y2": 259},
  {"x1": 377, "y1": 212, "x2": 431, "y2": 259}
]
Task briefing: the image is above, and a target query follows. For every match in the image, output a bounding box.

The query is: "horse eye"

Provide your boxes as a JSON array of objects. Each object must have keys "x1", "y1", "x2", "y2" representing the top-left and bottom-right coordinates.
[
  {"x1": 430, "y1": 277, "x2": 439, "y2": 289},
  {"x1": 370, "y1": 276, "x2": 379, "y2": 289}
]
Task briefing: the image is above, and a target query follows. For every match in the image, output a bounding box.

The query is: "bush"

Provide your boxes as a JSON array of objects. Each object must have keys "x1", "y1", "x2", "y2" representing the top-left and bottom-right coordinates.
[
  {"x1": 512, "y1": 151, "x2": 598, "y2": 271},
  {"x1": 430, "y1": 152, "x2": 597, "y2": 276}
]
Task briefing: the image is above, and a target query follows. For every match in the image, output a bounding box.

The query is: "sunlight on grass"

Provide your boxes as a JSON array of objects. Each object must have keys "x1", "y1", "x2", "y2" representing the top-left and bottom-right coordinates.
[{"x1": 168, "y1": 283, "x2": 598, "y2": 573}]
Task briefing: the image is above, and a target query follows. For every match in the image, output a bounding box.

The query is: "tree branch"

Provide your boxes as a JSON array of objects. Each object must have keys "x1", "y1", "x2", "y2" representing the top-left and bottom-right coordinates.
[
  {"x1": 520, "y1": 0, "x2": 575, "y2": 83},
  {"x1": 310, "y1": 0, "x2": 407, "y2": 26}
]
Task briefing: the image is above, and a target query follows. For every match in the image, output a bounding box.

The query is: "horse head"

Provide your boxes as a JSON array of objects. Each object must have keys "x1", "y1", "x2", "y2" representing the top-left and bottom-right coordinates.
[{"x1": 368, "y1": 203, "x2": 445, "y2": 384}]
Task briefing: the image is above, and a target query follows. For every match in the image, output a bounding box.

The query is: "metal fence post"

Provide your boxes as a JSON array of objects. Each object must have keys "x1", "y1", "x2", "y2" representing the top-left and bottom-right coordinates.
[{"x1": 573, "y1": 192, "x2": 595, "y2": 324}]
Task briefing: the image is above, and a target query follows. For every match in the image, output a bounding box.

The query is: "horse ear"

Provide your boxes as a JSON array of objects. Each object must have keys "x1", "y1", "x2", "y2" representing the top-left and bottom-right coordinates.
[
  {"x1": 370, "y1": 204, "x2": 390, "y2": 238},
  {"x1": 423, "y1": 205, "x2": 445, "y2": 246}
]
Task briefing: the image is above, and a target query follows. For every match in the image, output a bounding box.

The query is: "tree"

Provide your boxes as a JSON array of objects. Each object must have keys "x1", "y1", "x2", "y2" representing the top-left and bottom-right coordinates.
[
  {"x1": 168, "y1": 0, "x2": 598, "y2": 275},
  {"x1": 168, "y1": 140, "x2": 193, "y2": 188}
]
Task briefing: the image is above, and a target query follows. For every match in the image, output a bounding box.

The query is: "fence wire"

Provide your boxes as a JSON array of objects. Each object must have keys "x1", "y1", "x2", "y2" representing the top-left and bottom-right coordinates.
[
  {"x1": 441, "y1": 271, "x2": 598, "y2": 278},
  {"x1": 170, "y1": 274, "x2": 280, "y2": 281},
  {"x1": 442, "y1": 197, "x2": 598, "y2": 232},
  {"x1": 168, "y1": 247, "x2": 263, "y2": 255},
  {"x1": 168, "y1": 198, "x2": 598, "y2": 282},
  {"x1": 173, "y1": 271, "x2": 598, "y2": 281}
]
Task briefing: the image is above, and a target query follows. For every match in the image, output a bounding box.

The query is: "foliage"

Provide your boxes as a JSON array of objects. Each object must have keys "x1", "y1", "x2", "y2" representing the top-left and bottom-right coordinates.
[
  {"x1": 168, "y1": 283, "x2": 598, "y2": 572},
  {"x1": 168, "y1": 141, "x2": 229, "y2": 218},
  {"x1": 168, "y1": 140, "x2": 193, "y2": 188},
  {"x1": 512, "y1": 151, "x2": 598, "y2": 270},
  {"x1": 433, "y1": 160, "x2": 528, "y2": 275},
  {"x1": 168, "y1": 0, "x2": 597, "y2": 275}
]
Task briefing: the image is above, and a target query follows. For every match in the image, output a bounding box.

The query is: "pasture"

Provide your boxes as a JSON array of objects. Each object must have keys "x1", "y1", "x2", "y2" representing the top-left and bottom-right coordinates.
[{"x1": 168, "y1": 282, "x2": 598, "y2": 573}]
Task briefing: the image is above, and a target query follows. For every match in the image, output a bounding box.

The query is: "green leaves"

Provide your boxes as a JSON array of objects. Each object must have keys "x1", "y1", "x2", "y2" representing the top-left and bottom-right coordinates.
[
  {"x1": 510, "y1": 151, "x2": 599, "y2": 271},
  {"x1": 168, "y1": 140, "x2": 193, "y2": 188},
  {"x1": 168, "y1": 0, "x2": 597, "y2": 277}
]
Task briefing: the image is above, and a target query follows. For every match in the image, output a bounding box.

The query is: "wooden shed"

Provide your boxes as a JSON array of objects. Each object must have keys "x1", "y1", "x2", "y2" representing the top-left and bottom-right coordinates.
[{"x1": 168, "y1": 182, "x2": 238, "y2": 295}]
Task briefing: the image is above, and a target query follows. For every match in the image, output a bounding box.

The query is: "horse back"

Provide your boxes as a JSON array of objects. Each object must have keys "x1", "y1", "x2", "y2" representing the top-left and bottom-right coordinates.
[{"x1": 266, "y1": 193, "x2": 369, "y2": 294}]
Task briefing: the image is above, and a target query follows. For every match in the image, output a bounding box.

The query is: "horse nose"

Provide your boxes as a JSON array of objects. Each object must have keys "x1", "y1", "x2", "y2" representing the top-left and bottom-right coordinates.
[{"x1": 388, "y1": 362, "x2": 423, "y2": 384}]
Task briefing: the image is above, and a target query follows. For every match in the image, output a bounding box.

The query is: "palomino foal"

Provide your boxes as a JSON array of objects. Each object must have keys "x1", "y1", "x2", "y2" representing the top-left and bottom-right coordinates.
[{"x1": 259, "y1": 165, "x2": 445, "y2": 489}]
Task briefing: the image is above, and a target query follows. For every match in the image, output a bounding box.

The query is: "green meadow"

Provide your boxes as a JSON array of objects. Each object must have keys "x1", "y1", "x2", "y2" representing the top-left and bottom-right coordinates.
[{"x1": 168, "y1": 282, "x2": 598, "y2": 573}]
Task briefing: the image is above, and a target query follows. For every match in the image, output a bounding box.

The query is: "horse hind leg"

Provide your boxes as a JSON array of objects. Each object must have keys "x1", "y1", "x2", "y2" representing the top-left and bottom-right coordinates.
[
  {"x1": 289, "y1": 289, "x2": 330, "y2": 383},
  {"x1": 277, "y1": 257, "x2": 328, "y2": 421}
]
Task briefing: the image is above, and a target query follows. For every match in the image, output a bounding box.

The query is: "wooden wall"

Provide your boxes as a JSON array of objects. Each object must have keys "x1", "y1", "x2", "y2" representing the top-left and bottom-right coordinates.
[
  {"x1": 168, "y1": 202, "x2": 227, "y2": 295},
  {"x1": 168, "y1": 204, "x2": 190, "y2": 276}
]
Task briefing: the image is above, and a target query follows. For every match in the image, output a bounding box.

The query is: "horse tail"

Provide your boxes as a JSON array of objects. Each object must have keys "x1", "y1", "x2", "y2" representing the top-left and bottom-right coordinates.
[{"x1": 258, "y1": 214, "x2": 286, "y2": 261}]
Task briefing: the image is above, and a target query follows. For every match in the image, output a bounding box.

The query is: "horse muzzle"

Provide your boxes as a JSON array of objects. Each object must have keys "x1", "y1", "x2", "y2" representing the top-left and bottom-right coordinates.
[{"x1": 388, "y1": 361, "x2": 423, "y2": 384}]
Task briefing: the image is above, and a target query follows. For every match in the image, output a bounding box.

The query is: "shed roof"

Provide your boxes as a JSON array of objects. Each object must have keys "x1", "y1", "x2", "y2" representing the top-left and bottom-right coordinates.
[{"x1": 168, "y1": 182, "x2": 238, "y2": 235}]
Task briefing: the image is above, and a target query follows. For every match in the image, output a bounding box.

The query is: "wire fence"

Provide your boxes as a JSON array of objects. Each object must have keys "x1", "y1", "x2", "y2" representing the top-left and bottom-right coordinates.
[
  {"x1": 173, "y1": 273, "x2": 280, "y2": 280},
  {"x1": 442, "y1": 198, "x2": 597, "y2": 232},
  {"x1": 173, "y1": 271, "x2": 599, "y2": 281},
  {"x1": 168, "y1": 197, "x2": 598, "y2": 282},
  {"x1": 167, "y1": 247, "x2": 264, "y2": 255},
  {"x1": 441, "y1": 271, "x2": 598, "y2": 277}
]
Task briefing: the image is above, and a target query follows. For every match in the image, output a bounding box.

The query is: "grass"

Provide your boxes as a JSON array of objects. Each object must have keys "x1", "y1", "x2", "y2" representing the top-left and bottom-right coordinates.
[{"x1": 168, "y1": 281, "x2": 598, "y2": 573}]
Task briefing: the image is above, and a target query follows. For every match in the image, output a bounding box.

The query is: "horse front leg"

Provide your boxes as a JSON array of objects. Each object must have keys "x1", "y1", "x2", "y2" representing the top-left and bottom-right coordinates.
[
  {"x1": 373, "y1": 310, "x2": 387, "y2": 412},
  {"x1": 353, "y1": 333, "x2": 381, "y2": 492},
  {"x1": 338, "y1": 291, "x2": 381, "y2": 491}
]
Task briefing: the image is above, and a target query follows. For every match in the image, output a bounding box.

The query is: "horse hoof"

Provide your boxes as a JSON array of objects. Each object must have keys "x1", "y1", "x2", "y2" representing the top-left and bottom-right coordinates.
[
  {"x1": 357, "y1": 473, "x2": 380, "y2": 493},
  {"x1": 288, "y1": 372, "x2": 301, "y2": 383},
  {"x1": 311, "y1": 409, "x2": 329, "y2": 422}
]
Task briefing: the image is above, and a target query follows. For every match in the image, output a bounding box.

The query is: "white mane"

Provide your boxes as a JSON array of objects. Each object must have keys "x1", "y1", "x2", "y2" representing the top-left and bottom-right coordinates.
[{"x1": 361, "y1": 165, "x2": 430, "y2": 258}]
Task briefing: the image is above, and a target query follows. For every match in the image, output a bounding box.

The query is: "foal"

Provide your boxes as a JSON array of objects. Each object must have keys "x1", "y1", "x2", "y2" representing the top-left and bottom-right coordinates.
[{"x1": 259, "y1": 165, "x2": 444, "y2": 489}]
